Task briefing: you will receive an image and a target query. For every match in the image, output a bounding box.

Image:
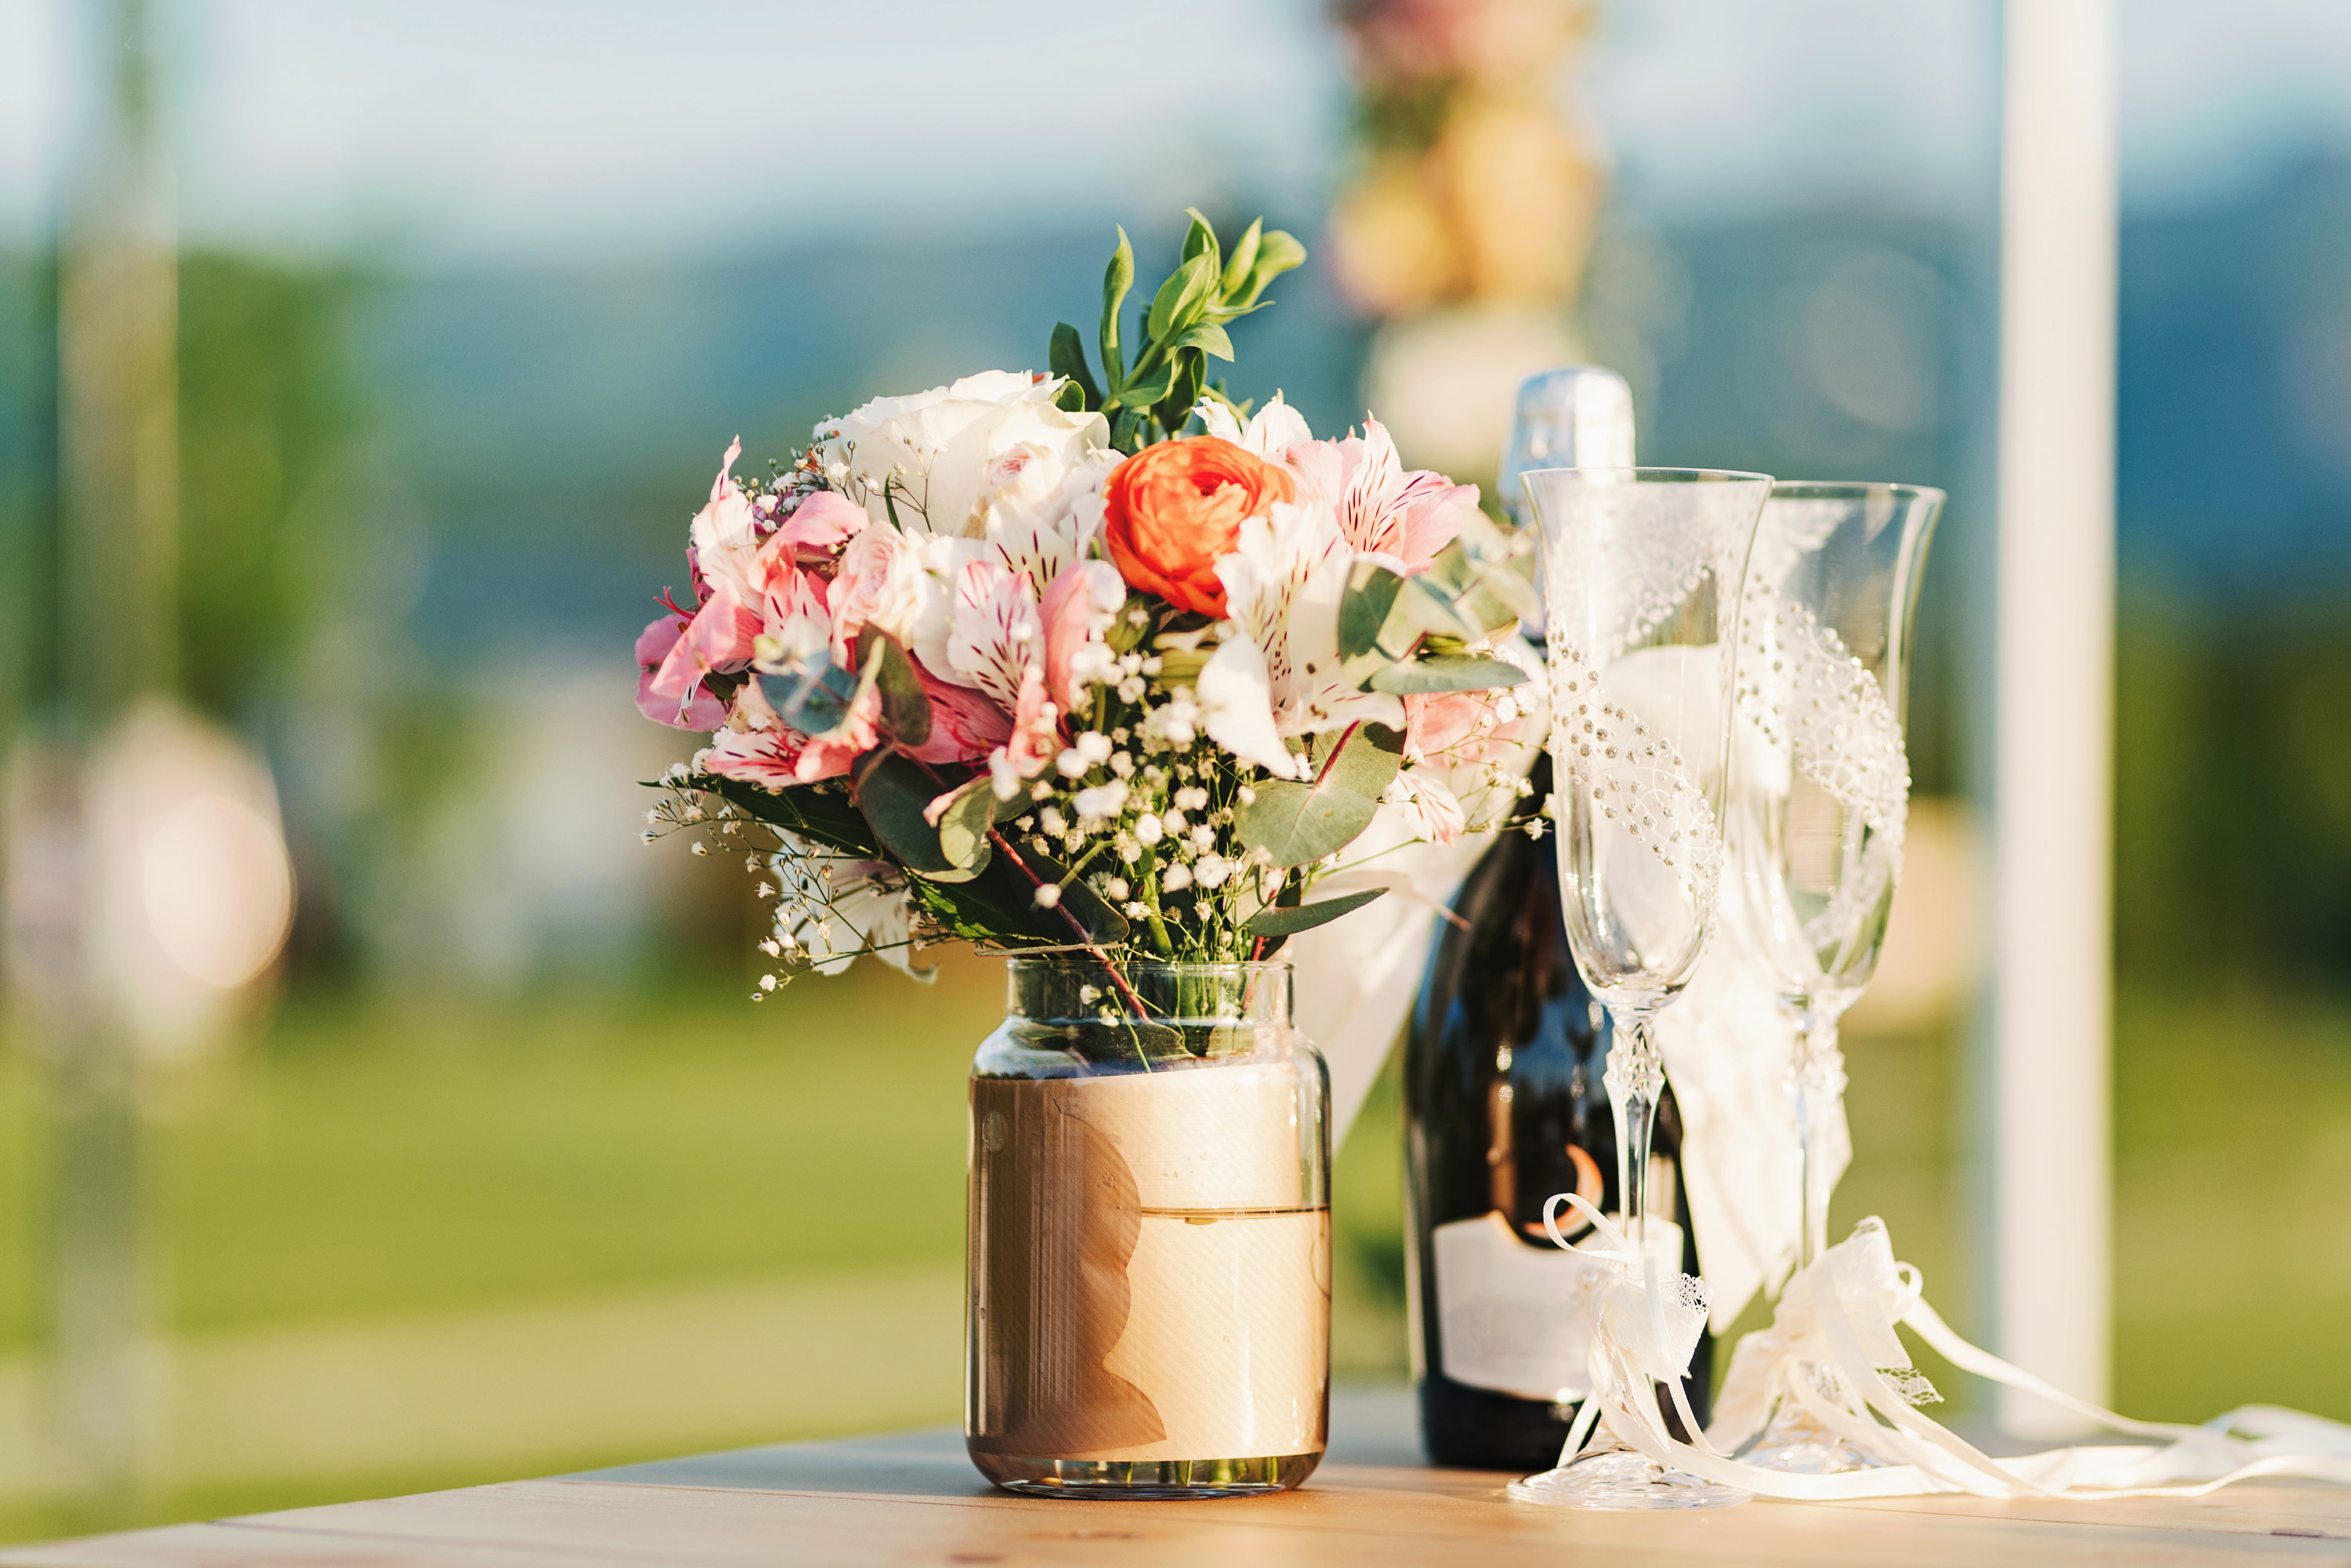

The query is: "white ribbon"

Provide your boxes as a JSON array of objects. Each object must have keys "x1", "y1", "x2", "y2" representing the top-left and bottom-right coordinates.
[{"x1": 1526, "y1": 1208, "x2": 2351, "y2": 1503}]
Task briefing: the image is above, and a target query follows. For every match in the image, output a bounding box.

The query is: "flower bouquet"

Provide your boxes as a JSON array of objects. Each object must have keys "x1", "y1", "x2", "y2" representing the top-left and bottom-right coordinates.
[
  {"x1": 632, "y1": 212, "x2": 1547, "y2": 1496},
  {"x1": 635, "y1": 212, "x2": 1545, "y2": 995}
]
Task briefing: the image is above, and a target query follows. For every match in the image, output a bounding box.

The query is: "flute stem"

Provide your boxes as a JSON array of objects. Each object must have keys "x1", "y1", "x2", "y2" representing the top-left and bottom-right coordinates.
[
  {"x1": 1788, "y1": 1006, "x2": 1848, "y2": 1270},
  {"x1": 1602, "y1": 1008, "x2": 1665, "y2": 1246}
]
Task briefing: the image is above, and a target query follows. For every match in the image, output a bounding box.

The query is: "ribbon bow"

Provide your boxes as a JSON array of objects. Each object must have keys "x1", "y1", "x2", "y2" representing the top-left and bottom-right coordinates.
[{"x1": 1527, "y1": 1207, "x2": 2351, "y2": 1503}]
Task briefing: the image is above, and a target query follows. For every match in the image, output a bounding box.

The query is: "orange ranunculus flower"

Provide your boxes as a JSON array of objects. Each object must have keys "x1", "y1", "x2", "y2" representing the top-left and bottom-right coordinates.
[{"x1": 1100, "y1": 436, "x2": 1295, "y2": 617}]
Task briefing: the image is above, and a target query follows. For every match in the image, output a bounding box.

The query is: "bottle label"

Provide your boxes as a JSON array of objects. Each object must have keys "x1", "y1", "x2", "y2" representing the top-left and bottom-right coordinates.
[{"x1": 1432, "y1": 1210, "x2": 1684, "y2": 1402}]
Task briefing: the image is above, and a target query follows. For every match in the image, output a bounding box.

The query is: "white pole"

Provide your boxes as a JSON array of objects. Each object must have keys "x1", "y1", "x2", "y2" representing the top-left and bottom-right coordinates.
[{"x1": 1994, "y1": 0, "x2": 2117, "y2": 1435}]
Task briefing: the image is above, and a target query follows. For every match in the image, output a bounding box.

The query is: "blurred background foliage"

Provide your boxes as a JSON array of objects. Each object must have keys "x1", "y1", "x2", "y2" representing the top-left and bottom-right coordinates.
[{"x1": 1, "y1": 0, "x2": 2349, "y2": 1547}]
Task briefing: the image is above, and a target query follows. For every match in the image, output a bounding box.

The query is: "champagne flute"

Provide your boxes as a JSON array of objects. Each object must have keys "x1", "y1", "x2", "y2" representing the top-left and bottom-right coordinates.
[
  {"x1": 1512, "y1": 465, "x2": 1771, "y2": 1510},
  {"x1": 1730, "y1": 481, "x2": 1941, "y2": 1474}
]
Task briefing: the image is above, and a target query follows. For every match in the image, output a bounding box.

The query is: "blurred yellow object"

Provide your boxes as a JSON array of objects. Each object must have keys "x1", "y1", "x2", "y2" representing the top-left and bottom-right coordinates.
[
  {"x1": 1331, "y1": 0, "x2": 1603, "y2": 479},
  {"x1": 1330, "y1": 158, "x2": 1457, "y2": 320},
  {"x1": 1440, "y1": 93, "x2": 1601, "y2": 307},
  {"x1": 1330, "y1": 0, "x2": 1600, "y2": 323}
]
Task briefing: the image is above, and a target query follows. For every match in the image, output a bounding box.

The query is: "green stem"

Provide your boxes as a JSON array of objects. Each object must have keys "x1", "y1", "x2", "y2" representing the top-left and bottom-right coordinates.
[{"x1": 1136, "y1": 856, "x2": 1176, "y2": 958}]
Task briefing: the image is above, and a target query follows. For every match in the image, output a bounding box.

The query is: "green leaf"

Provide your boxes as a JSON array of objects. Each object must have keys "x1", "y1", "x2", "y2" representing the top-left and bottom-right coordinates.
[
  {"x1": 853, "y1": 752, "x2": 983, "y2": 883},
  {"x1": 1048, "y1": 321, "x2": 1101, "y2": 408},
  {"x1": 1015, "y1": 846, "x2": 1131, "y2": 943},
  {"x1": 1451, "y1": 509, "x2": 1541, "y2": 622},
  {"x1": 1219, "y1": 218, "x2": 1262, "y2": 297},
  {"x1": 687, "y1": 773, "x2": 877, "y2": 860},
  {"x1": 1235, "y1": 723, "x2": 1405, "y2": 868},
  {"x1": 1235, "y1": 229, "x2": 1306, "y2": 308},
  {"x1": 1162, "y1": 353, "x2": 1204, "y2": 429},
  {"x1": 1368, "y1": 654, "x2": 1530, "y2": 695},
  {"x1": 855, "y1": 628, "x2": 930, "y2": 747},
  {"x1": 1166, "y1": 321, "x2": 1234, "y2": 362},
  {"x1": 1339, "y1": 562, "x2": 1407, "y2": 661},
  {"x1": 1393, "y1": 563, "x2": 1493, "y2": 644},
  {"x1": 1105, "y1": 593, "x2": 1154, "y2": 654},
  {"x1": 1100, "y1": 226, "x2": 1134, "y2": 385},
  {"x1": 1179, "y1": 206, "x2": 1220, "y2": 275},
  {"x1": 1244, "y1": 885, "x2": 1388, "y2": 937},
  {"x1": 1109, "y1": 406, "x2": 1148, "y2": 454},
  {"x1": 1147, "y1": 252, "x2": 1216, "y2": 343},
  {"x1": 929, "y1": 777, "x2": 997, "y2": 874},
  {"x1": 1118, "y1": 360, "x2": 1176, "y2": 410}
]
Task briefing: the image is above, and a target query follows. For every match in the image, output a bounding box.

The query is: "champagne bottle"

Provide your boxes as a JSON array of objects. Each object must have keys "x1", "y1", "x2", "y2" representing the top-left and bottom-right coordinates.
[
  {"x1": 1404, "y1": 751, "x2": 1714, "y2": 1469},
  {"x1": 1401, "y1": 366, "x2": 1712, "y2": 1471}
]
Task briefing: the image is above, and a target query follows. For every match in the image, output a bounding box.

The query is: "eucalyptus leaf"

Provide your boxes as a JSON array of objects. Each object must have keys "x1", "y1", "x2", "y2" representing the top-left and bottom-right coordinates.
[
  {"x1": 1367, "y1": 654, "x2": 1530, "y2": 695},
  {"x1": 1392, "y1": 571, "x2": 1490, "y2": 644},
  {"x1": 930, "y1": 777, "x2": 997, "y2": 874},
  {"x1": 1234, "y1": 722, "x2": 1405, "y2": 868},
  {"x1": 853, "y1": 752, "x2": 981, "y2": 883},
  {"x1": 1244, "y1": 885, "x2": 1388, "y2": 937},
  {"x1": 1339, "y1": 562, "x2": 1407, "y2": 661},
  {"x1": 855, "y1": 627, "x2": 930, "y2": 747},
  {"x1": 757, "y1": 646, "x2": 864, "y2": 738}
]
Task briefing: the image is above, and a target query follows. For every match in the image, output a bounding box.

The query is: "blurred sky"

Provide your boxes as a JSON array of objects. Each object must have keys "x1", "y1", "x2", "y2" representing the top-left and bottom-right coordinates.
[{"x1": 9, "y1": 0, "x2": 2351, "y2": 259}]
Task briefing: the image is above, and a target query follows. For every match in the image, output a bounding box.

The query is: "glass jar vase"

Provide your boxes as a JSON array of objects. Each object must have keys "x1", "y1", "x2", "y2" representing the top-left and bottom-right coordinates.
[{"x1": 965, "y1": 959, "x2": 1331, "y2": 1498}]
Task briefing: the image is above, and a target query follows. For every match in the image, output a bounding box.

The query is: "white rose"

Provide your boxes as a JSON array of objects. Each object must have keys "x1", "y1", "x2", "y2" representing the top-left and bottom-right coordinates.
[
  {"x1": 814, "y1": 371, "x2": 1111, "y2": 543},
  {"x1": 983, "y1": 444, "x2": 1123, "y2": 586}
]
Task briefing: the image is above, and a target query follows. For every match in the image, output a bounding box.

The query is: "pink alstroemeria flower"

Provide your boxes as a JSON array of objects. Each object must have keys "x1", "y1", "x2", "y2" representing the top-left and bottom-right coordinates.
[
  {"x1": 646, "y1": 579, "x2": 763, "y2": 723},
  {"x1": 1405, "y1": 688, "x2": 1501, "y2": 762},
  {"x1": 636, "y1": 611, "x2": 730, "y2": 730},
  {"x1": 771, "y1": 490, "x2": 866, "y2": 556},
  {"x1": 1282, "y1": 417, "x2": 1479, "y2": 574},
  {"x1": 1038, "y1": 559, "x2": 1125, "y2": 714},
  {"x1": 989, "y1": 663, "x2": 1060, "y2": 802},
  {"x1": 1386, "y1": 768, "x2": 1468, "y2": 846},
  {"x1": 907, "y1": 665, "x2": 1012, "y2": 766},
  {"x1": 705, "y1": 675, "x2": 880, "y2": 789}
]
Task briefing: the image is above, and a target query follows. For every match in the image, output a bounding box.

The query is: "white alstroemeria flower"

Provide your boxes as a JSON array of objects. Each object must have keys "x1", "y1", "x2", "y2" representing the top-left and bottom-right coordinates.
[
  {"x1": 944, "y1": 557, "x2": 1045, "y2": 710},
  {"x1": 771, "y1": 835, "x2": 931, "y2": 980},
  {"x1": 688, "y1": 437, "x2": 766, "y2": 608},
  {"x1": 1382, "y1": 767, "x2": 1468, "y2": 846},
  {"x1": 1195, "y1": 390, "x2": 1313, "y2": 459},
  {"x1": 1198, "y1": 499, "x2": 1406, "y2": 777},
  {"x1": 814, "y1": 371, "x2": 1110, "y2": 541}
]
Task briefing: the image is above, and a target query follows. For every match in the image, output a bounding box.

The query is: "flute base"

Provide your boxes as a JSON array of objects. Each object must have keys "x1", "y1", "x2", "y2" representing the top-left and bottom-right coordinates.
[
  {"x1": 1508, "y1": 1447, "x2": 1751, "y2": 1511},
  {"x1": 1738, "y1": 1399, "x2": 1885, "y2": 1476}
]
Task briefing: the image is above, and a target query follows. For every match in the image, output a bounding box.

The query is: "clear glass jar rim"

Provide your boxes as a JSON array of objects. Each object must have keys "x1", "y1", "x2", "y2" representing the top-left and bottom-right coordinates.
[
  {"x1": 1003, "y1": 958, "x2": 1294, "y2": 976},
  {"x1": 1769, "y1": 480, "x2": 1947, "y2": 505},
  {"x1": 1517, "y1": 465, "x2": 1774, "y2": 484}
]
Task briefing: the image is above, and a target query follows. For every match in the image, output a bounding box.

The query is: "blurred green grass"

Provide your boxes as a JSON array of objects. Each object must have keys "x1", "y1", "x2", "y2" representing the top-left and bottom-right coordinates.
[{"x1": 1, "y1": 968, "x2": 2347, "y2": 1546}]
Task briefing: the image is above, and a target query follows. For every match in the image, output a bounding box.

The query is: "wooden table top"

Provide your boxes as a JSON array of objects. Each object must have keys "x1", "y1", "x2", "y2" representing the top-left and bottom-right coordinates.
[{"x1": 8, "y1": 1389, "x2": 2349, "y2": 1566}]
